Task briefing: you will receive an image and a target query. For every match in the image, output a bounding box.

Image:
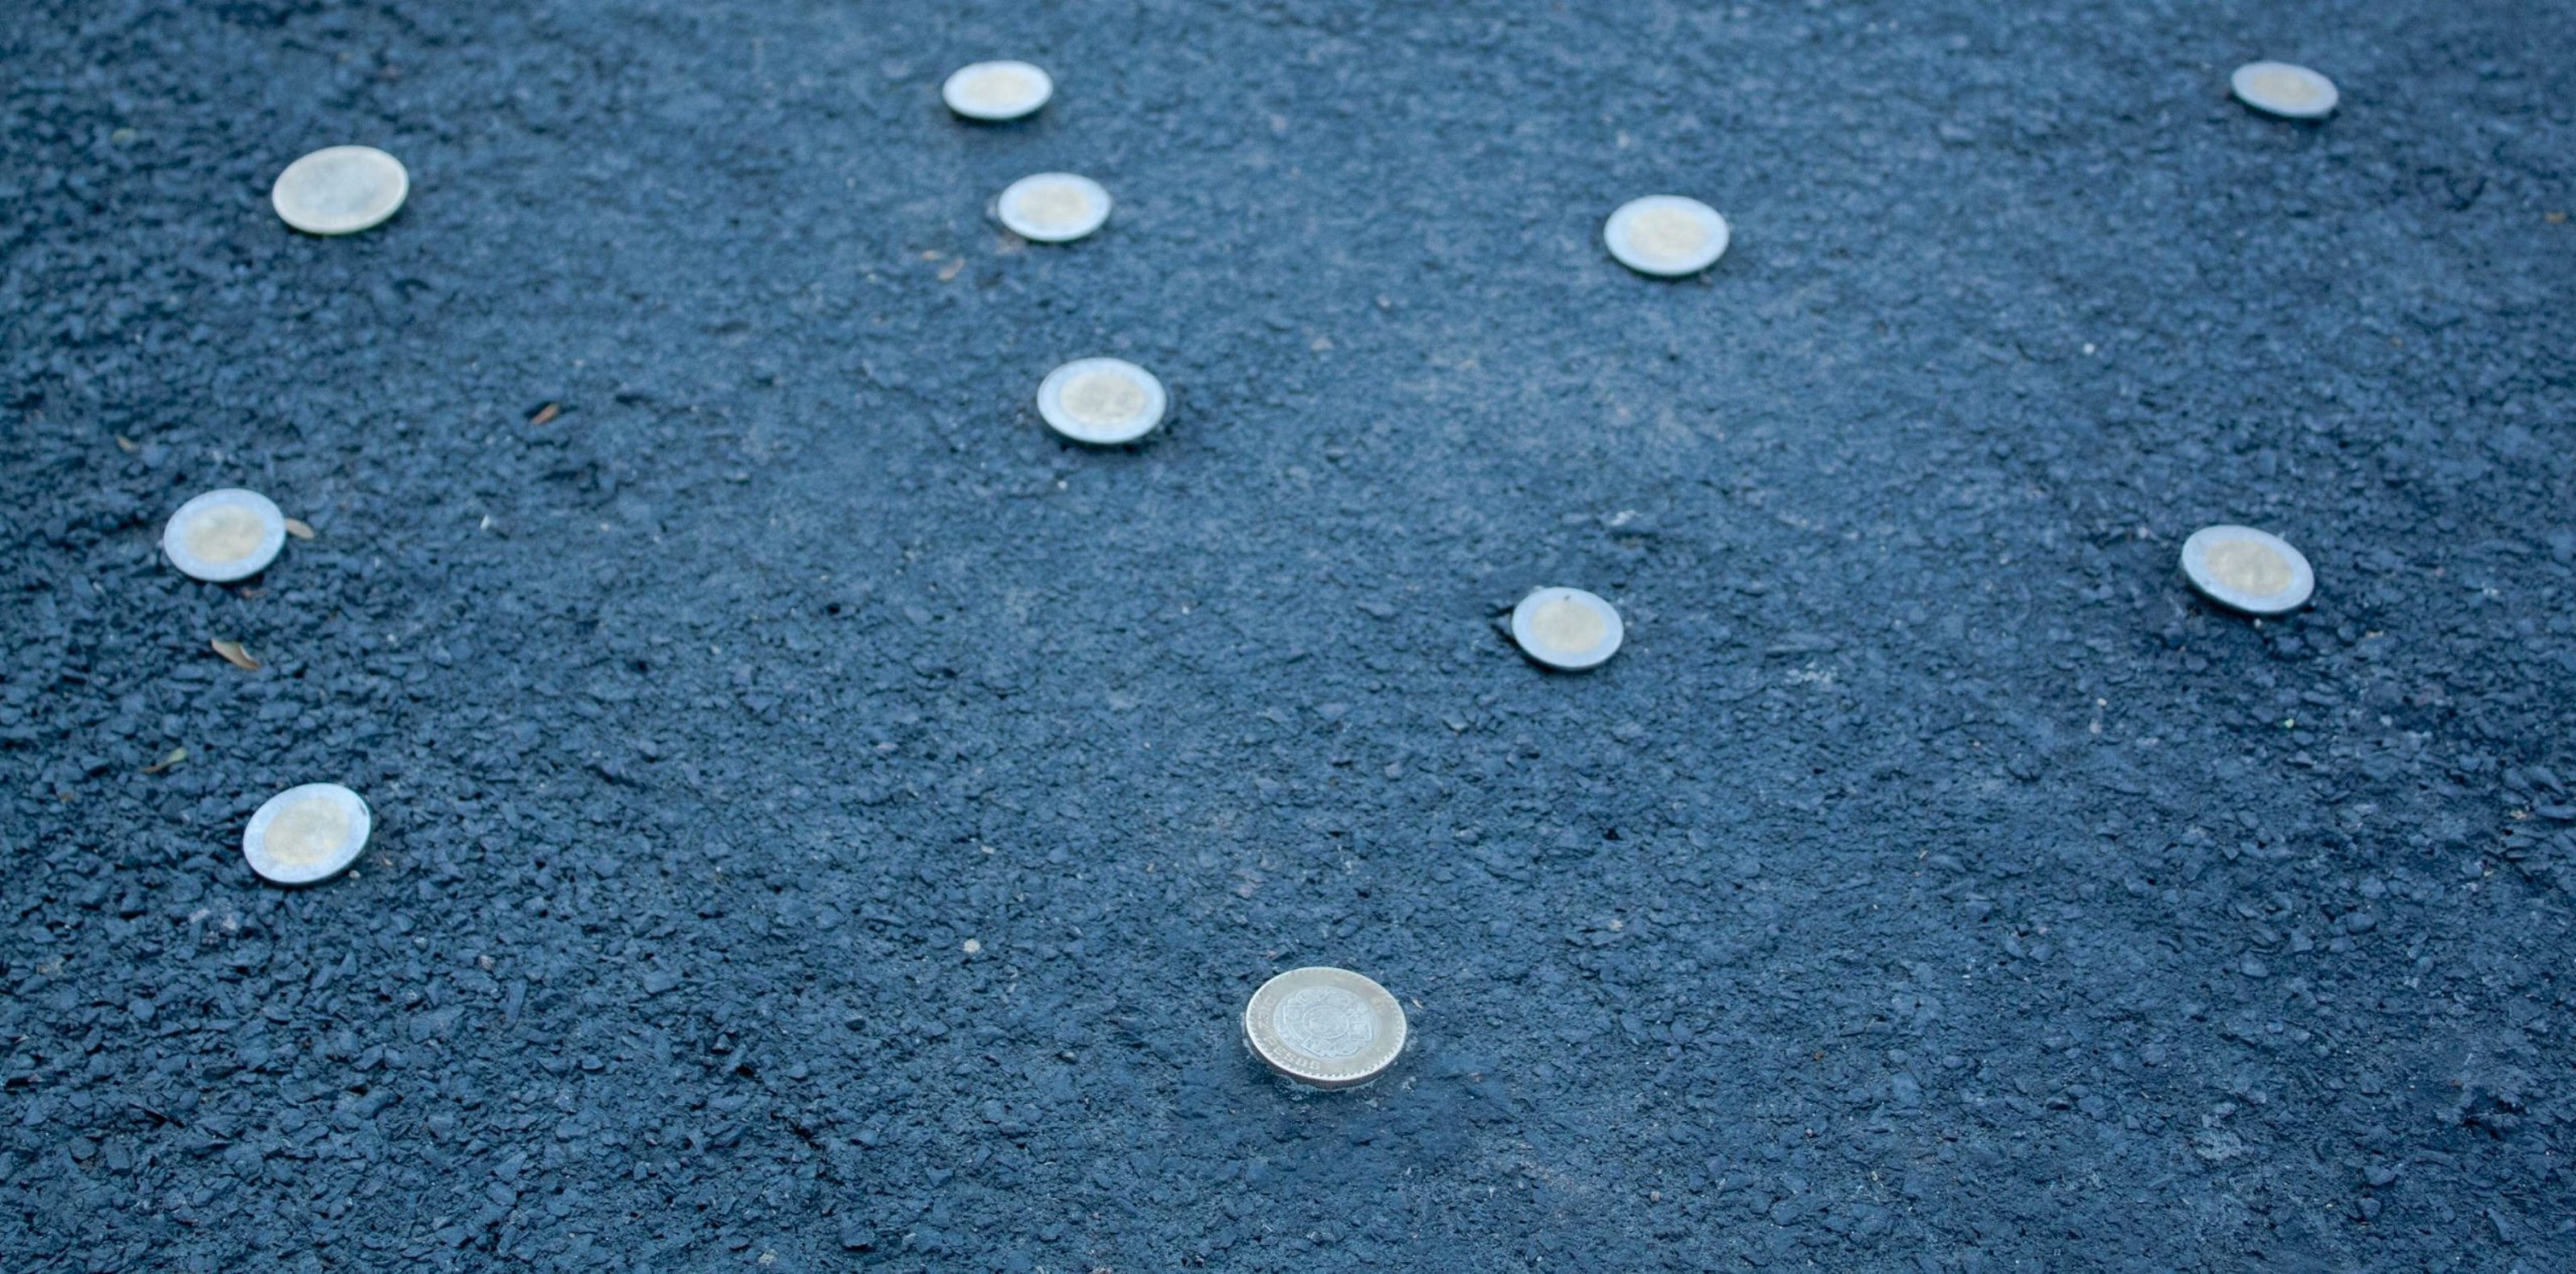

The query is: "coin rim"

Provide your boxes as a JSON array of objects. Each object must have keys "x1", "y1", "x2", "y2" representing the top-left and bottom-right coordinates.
[
  {"x1": 1036, "y1": 357, "x2": 1166, "y2": 445},
  {"x1": 995, "y1": 172, "x2": 1113, "y2": 243},
  {"x1": 1242, "y1": 966, "x2": 1408, "y2": 1090},
  {"x1": 163, "y1": 488, "x2": 288, "y2": 583},
  {"x1": 2230, "y1": 61, "x2": 2339, "y2": 119},
  {"x1": 942, "y1": 60, "x2": 1055, "y2": 121},
  {"x1": 1604, "y1": 195, "x2": 1731, "y2": 277},
  {"x1": 1511, "y1": 586, "x2": 1626, "y2": 671},
  {"x1": 272, "y1": 146, "x2": 410, "y2": 236},
  {"x1": 2180, "y1": 524, "x2": 2315, "y2": 616},
  {"x1": 242, "y1": 783, "x2": 374, "y2": 887}
]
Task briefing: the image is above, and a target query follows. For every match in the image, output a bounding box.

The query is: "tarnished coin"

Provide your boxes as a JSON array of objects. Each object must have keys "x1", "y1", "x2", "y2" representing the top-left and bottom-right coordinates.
[
  {"x1": 2181, "y1": 524, "x2": 2314, "y2": 616},
  {"x1": 1511, "y1": 586, "x2": 1624, "y2": 671},
  {"x1": 272, "y1": 146, "x2": 409, "y2": 235},
  {"x1": 1037, "y1": 358, "x2": 1166, "y2": 445},
  {"x1": 943, "y1": 60, "x2": 1053, "y2": 121},
  {"x1": 2231, "y1": 61, "x2": 2339, "y2": 120},
  {"x1": 163, "y1": 488, "x2": 288, "y2": 582},
  {"x1": 1604, "y1": 195, "x2": 1729, "y2": 277},
  {"x1": 1243, "y1": 966, "x2": 1406, "y2": 1090},
  {"x1": 996, "y1": 172, "x2": 1111, "y2": 242},
  {"x1": 243, "y1": 783, "x2": 373, "y2": 886}
]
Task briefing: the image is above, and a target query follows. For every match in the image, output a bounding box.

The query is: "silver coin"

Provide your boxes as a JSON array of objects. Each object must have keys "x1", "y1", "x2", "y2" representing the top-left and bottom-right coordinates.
[
  {"x1": 1604, "y1": 195, "x2": 1729, "y2": 277},
  {"x1": 1511, "y1": 586, "x2": 1624, "y2": 671},
  {"x1": 243, "y1": 783, "x2": 373, "y2": 886},
  {"x1": 163, "y1": 488, "x2": 287, "y2": 582},
  {"x1": 2231, "y1": 62, "x2": 2338, "y2": 120},
  {"x1": 943, "y1": 60, "x2": 1053, "y2": 121},
  {"x1": 2181, "y1": 524, "x2": 2314, "y2": 616},
  {"x1": 996, "y1": 172, "x2": 1111, "y2": 243},
  {"x1": 1242, "y1": 966, "x2": 1406, "y2": 1090},
  {"x1": 272, "y1": 146, "x2": 409, "y2": 235},
  {"x1": 1036, "y1": 358, "x2": 1166, "y2": 445}
]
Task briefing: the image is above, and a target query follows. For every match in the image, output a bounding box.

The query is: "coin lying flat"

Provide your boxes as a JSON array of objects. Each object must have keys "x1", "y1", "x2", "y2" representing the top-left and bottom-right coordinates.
[
  {"x1": 1243, "y1": 966, "x2": 1406, "y2": 1090},
  {"x1": 272, "y1": 146, "x2": 409, "y2": 235},
  {"x1": 2231, "y1": 62, "x2": 2339, "y2": 119},
  {"x1": 1037, "y1": 358, "x2": 1166, "y2": 445},
  {"x1": 243, "y1": 783, "x2": 373, "y2": 886},
  {"x1": 1604, "y1": 195, "x2": 1729, "y2": 277},
  {"x1": 2181, "y1": 524, "x2": 2314, "y2": 616},
  {"x1": 996, "y1": 172, "x2": 1111, "y2": 242},
  {"x1": 1511, "y1": 586, "x2": 1624, "y2": 671},
  {"x1": 943, "y1": 60, "x2": 1053, "y2": 121},
  {"x1": 163, "y1": 488, "x2": 288, "y2": 582}
]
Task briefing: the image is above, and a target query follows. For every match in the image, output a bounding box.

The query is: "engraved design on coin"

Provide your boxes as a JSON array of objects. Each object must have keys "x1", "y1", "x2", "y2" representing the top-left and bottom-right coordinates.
[
  {"x1": 2205, "y1": 539, "x2": 2292, "y2": 595},
  {"x1": 1274, "y1": 985, "x2": 1377, "y2": 1061}
]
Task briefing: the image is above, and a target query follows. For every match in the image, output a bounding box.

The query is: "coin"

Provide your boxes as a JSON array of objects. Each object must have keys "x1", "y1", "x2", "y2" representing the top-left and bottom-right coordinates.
[
  {"x1": 272, "y1": 146, "x2": 409, "y2": 235},
  {"x1": 2180, "y1": 524, "x2": 2314, "y2": 616},
  {"x1": 1036, "y1": 358, "x2": 1166, "y2": 445},
  {"x1": 1242, "y1": 966, "x2": 1406, "y2": 1090},
  {"x1": 243, "y1": 784, "x2": 373, "y2": 886},
  {"x1": 943, "y1": 60, "x2": 1053, "y2": 121},
  {"x1": 1604, "y1": 195, "x2": 1729, "y2": 277},
  {"x1": 2231, "y1": 62, "x2": 2338, "y2": 120},
  {"x1": 1511, "y1": 586, "x2": 1624, "y2": 671},
  {"x1": 996, "y1": 172, "x2": 1111, "y2": 243},
  {"x1": 163, "y1": 489, "x2": 288, "y2": 582}
]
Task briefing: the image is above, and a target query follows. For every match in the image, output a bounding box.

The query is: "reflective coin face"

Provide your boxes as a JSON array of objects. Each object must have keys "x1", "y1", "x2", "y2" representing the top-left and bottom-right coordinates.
[
  {"x1": 243, "y1": 783, "x2": 373, "y2": 886},
  {"x1": 1604, "y1": 195, "x2": 1729, "y2": 277},
  {"x1": 163, "y1": 489, "x2": 288, "y2": 582},
  {"x1": 1242, "y1": 966, "x2": 1406, "y2": 1090},
  {"x1": 1037, "y1": 358, "x2": 1166, "y2": 445},
  {"x1": 996, "y1": 172, "x2": 1112, "y2": 242},
  {"x1": 1511, "y1": 586, "x2": 1624, "y2": 670},
  {"x1": 2231, "y1": 62, "x2": 2339, "y2": 119},
  {"x1": 943, "y1": 60, "x2": 1054, "y2": 121},
  {"x1": 2181, "y1": 524, "x2": 2314, "y2": 616},
  {"x1": 272, "y1": 146, "x2": 409, "y2": 235}
]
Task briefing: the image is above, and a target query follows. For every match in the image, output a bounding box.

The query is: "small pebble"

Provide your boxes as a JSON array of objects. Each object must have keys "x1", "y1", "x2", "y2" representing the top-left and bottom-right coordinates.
[
  {"x1": 943, "y1": 60, "x2": 1053, "y2": 121},
  {"x1": 2231, "y1": 62, "x2": 2339, "y2": 119},
  {"x1": 1242, "y1": 966, "x2": 1406, "y2": 1090},
  {"x1": 995, "y1": 172, "x2": 1111, "y2": 243},
  {"x1": 1604, "y1": 195, "x2": 1729, "y2": 277},
  {"x1": 2181, "y1": 525, "x2": 2314, "y2": 616},
  {"x1": 163, "y1": 489, "x2": 287, "y2": 582},
  {"x1": 243, "y1": 783, "x2": 373, "y2": 886},
  {"x1": 1511, "y1": 587, "x2": 1624, "y2": 671},
  {"x1": 1037, "y1": 358, "x2": 1166, "y2": 445},
  {"x1": 272, "y1": 146, "x2": 409, "y2": 235}
]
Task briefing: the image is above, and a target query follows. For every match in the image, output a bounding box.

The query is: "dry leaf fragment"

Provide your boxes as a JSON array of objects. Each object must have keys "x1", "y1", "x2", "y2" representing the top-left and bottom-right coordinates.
[
  {"x1": 210, "y1": 639, "x2": 262, "y2": 671},
  {"x1": 528, "y1": 401, "x2": 562, "y2": 426},
  {"x1": 142, "y1": 747, "x2": 188, "y2": 775},
  {"x1": 282, "y1": 517, "x2": 316, "y2": 540}
]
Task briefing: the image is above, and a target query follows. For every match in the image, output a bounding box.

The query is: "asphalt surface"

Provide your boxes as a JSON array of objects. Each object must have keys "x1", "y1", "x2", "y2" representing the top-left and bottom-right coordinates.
[{"x1": 4, "y1": 1, "x2": 2573, "y2": 1270}]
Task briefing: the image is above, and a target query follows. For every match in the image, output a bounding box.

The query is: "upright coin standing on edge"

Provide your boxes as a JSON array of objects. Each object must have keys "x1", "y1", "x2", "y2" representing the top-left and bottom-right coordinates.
[
  {"x1": 1037, "y1": 358, "x2": 1166, "y2": 445},
  {"x1": 1511, "y1": 586, "x2": 1624, "y2": 671},
  {"x1": 943, "y1": 60, "x2": 1054, "y2": 121},
  {"x1": 1604, "y1": 195, "x2": 1730, "y2": 277},
  {"x1": 243, "y1": 784, "x2": 374, "y2": 886},
  {"x1": 163, "y1": 488, "x2": 289, "y2": 582},
  {"x1": 2181, "y1": 524, "x2": 2314, "y2": 617},
  {"x1": 996, "y1": 172, "x2": 1112, "y2": 243},
  {"x1": 2230, "y1": 62, "x2": 2339, "y2": 119},
  {"x1": 272, "y1": 146, "x2": 409, "y2": 235},
  {"x1": 1243, "y1": 967, "x2": 1407, "y2": 1090}
]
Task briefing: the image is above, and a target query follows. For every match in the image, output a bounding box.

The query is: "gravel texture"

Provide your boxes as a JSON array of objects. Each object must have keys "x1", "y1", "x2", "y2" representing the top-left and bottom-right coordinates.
[{"x1": 5, "y1": 1, "x2": 2574, "y2": 1270}]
